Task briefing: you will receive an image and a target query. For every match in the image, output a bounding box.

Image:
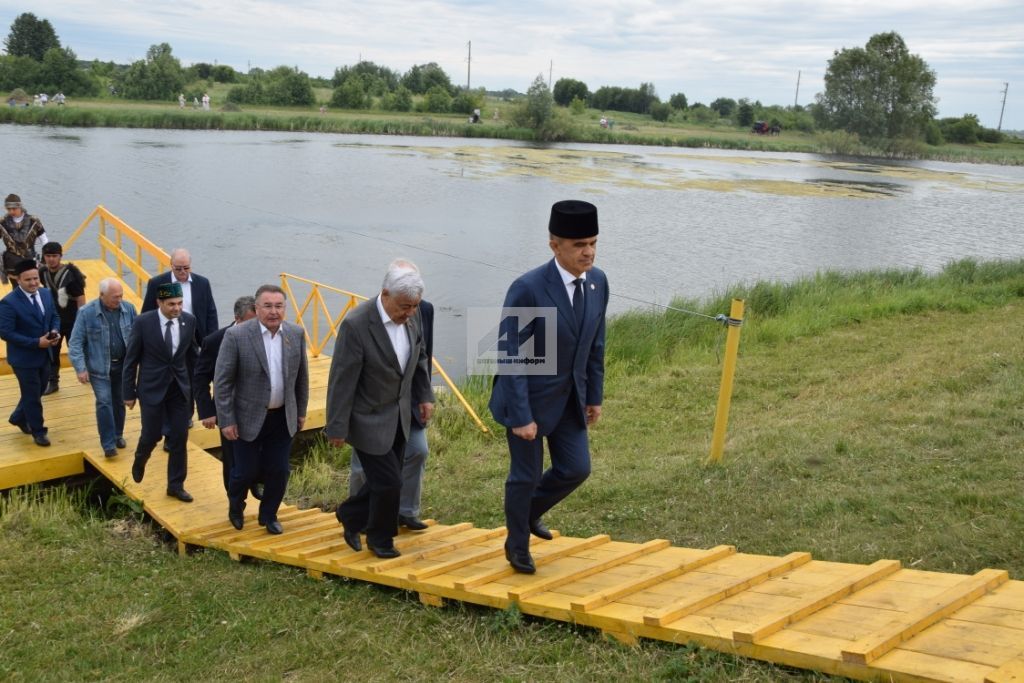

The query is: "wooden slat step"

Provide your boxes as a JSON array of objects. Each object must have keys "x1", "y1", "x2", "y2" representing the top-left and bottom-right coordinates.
[
  {"x1": 985, "y1": 658, "x2": 1024, "y2": 683},
  {"x1": 454, "y1": 535, "x2": 611, "y2": 591},
  {"x1": 841, "y1": 568, "x2": 1010, "y2": 665},
  {"x1": 366, "y1": 525, "x2": 497, "y2": 574}
]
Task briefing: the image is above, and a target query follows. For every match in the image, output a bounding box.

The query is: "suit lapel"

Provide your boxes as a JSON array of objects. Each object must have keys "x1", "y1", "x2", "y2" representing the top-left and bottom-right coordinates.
[
  {"x1": 368, "y1": 300, "x2": 402, "y2": 372},
  {"x1": 544, "y1": 260, "x2": 577, "y2": 338}
]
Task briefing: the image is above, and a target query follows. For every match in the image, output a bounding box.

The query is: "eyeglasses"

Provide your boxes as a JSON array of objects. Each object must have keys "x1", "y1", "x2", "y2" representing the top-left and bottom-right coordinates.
[{"x1": 171, "y1": 265, "x2": 191, "y2": 272}]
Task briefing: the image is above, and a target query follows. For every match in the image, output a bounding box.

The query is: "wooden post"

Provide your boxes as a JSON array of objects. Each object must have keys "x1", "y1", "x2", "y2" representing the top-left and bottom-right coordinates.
[{"x1": 708, "y1": 299, "x2": 744, "y2": 463}]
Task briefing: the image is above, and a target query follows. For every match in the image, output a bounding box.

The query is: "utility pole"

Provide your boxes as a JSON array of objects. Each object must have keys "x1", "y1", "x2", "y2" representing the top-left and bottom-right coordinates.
[
  {"x1": 794, "y1": 70, "x2": 801, "y2": 107},
  {"x1": 549, "y1": 60, "x2": 553, "y2": 90},
  {"x1": 466, "y1": 41, "x2": 471, "y2": 90},
  {"x1": 998, "y1": 82, "x2": 1009, "y2": 131}
]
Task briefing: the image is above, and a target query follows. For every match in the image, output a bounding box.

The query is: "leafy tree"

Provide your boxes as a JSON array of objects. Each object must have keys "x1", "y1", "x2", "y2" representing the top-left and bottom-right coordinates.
[
  {"x1": 709, "y1": 97, "x2": 737, "y2": 117},
  {"x1": 569, "y1": 96, "x2": 586, "y2": 115},
  {"x1": 512, "y1": 74, "x2": 553, "y2": 128},
  {"x1": 118, "y1": 43, "x2": 185, "y2": 100},
  {"x1": 263, "y1": 65, "x2": 314, "y2": 106},
  {"x1": 226, "y1": 77, "x2": 264, "y2": 105},
  {"x1": 209, "y1": 65, "x2": 237, "y2": 83},
  {"x1": 421, "y1": 84, "x2": 452, "y2": 113},
  {"x1": 333, "y1": 61, "x2": 398, "y2": 96},
  {"x1": 668, "y1": 92, "x2": 687, "y2": 110},
  {"x1": 816, "y1": 31, "x2": 936, "y2": 140},
  {"x1": 737, "y1": 99, "x2": 755, "y2": 127},
  {"x1": 330, "y1": 76, "x2": 369, "y2": 109},
  {"x1": 590, "y1": 84, "x2": 658, "y2": 114},
  {"x1": 0, "y1": 54, "x2": 40, "y2": 92},
  {"x1": 39, "y1": 46, "x2": 97, "y2": 95},
  {"x1": 380, "y1": 85, "x2": 413, "y2": 112},
  {"x1": 4, "y1": 13, "x2": 60, "y2": 62},
  {"x1": 189, "y1": 62, "x2": 213, "y2": 80},
  {"x1": 552, "y1": 78, "x2": 588, "y2": 106},
  {"x1": 650, "y1": 101, "x2": 672, "y2": 122},
  {"x1": 402, "y1": 62, "x2": 455, "y2": 95}
]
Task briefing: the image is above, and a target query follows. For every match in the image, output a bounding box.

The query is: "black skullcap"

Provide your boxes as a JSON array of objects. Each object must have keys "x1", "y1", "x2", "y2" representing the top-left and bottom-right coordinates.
[
  {"x1": 549, "y1": 200, "x2": 599, "y2": 239},
  {"x1": 13, "y1": 259, "x2": 38, "y2": 275},
  {"x1": 41, "y1": 242, "x2": 62, "y2": 255}
]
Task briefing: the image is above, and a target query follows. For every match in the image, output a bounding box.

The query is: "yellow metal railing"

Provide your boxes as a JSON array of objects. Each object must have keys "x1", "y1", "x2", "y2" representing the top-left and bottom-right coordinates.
[
  {"x1": 64, "y1": 205, "x2": 170, "y2": 300},
  {"x1": 279, "y1": 272, "x2": 489, "y2": 434}
]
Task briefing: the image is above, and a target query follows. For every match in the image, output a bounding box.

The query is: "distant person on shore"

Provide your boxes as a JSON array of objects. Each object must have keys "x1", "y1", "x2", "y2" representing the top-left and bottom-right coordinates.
[
  {"x1": 214, "y1": 285, "x2": 308, "y2": 534},
  {"x1": 55, "y1": 92, "x2": 65, "y2": 106},
  {"x1": 178, "y1": 93, "x2": 185, "y2": 108},
  {"x1": 202, "y1": 93, "x2": 210, "y2": 111},
  {"x1": 68, "y1": 278, "x2": 137, "y2": 457},
  {"x1": 1, "y1": 193, "x2": 48, "y2": 289},
  {"x1": 0, "y1": 259, "x2": 61, "y2": 447},
  {"x1": 192, "y1": 96, "x2": 199, "y2": 109},
  {"x1": 488, "y1": 200, "x2": 609, "y2": 574},
  {"x1": 348, "y1": 259, "x2": 435, "y2": 532},
  {"x1": 326, "y1": 262, "x2": 434, "y2": 558},
  {"x1": 123, "y1": 281, "x2": 198, "y2": 502},
  {"x1": 39, "y1": 242, "x2": 87, "y2": 395},
  {"x1": 194, "y1": 294, "x2": 263, "y2": 496}
]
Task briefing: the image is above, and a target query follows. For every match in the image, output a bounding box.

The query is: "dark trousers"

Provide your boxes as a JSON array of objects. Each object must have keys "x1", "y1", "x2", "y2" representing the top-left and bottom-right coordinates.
[
  {"x1": 47, "y1": 325, "x2": 72, "y2": 383},
  {"x1": 228, "y1": 408, "x2": 292, "y2": 524},
  {"x1": 337, "y1": 427, "x2": 406, "y2": 548},
  {"x1": 134, "y1": 381, "x2": 190, "y2": 491},
  {"x1": 504, "y1": 405, "x2": 591, "y2": 553},
  {"x1": 10, "y1": 364, "x2": 48, "y2": 437}
]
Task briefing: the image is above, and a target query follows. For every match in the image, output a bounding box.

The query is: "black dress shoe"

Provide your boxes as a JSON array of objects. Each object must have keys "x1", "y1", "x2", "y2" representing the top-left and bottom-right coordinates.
[
  {"x1": 343, "y1": 528, "x2": 362, "y2": 552},
  {"x1": 368, "y1": 544, "x2": 401, "y2": 559},
  {"x1": 398, "y1": 514, "x2": 428, "y2": 531},
  {"x1": 530, "y1": 518, "x2": 553, "y2": 540},
  {"x1": 33, "y1": 434, "x2": 51, "y2": 447},
  {"x1": 264, "y1": 520, "x2": 283, "y2": 535},
  {"x1": 131, "y1": 457, "x2": 147, "y2": 483},
  {"x1": 9, "y1": 418, "x2": 30, "y2": 434},
  {"x1": 42, "y1": 380, "x2": 58, "y2": 396},
  {"x1": 167, "y1": 489, "x2": 194, "y2": 503},
  {"x1": 505, "y1": 547, "x2": 536, "y2": 574},
  {"x1": 228, "y1": 509, "x2": 244, "y2": 530},
  {"x1": 104, "y1": 449, "x2": 117, "y2": 458},
  {"x1": 115, "y1": 437, "x2": 127, "y2": 449}
]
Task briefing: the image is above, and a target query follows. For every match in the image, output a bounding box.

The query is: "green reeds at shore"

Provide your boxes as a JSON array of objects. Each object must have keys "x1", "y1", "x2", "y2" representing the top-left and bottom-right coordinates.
[{"x1": 3, "y1": 258, "x2": 1023, "y2": 681}]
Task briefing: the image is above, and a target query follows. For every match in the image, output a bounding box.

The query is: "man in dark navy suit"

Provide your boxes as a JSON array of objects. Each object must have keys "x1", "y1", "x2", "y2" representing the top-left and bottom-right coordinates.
[
  {"x1": 142, "y1": 248, "x2": 218, "y2": 343},
  {"x1": 0, "y1": 259, "x2": 61, "y2": 446},
  {"x1": 489, "y1": 200, "x2": 609, "y2": 574},
  {"x1": 124, "y1": 281, "x2": 198, "y2": 502}
]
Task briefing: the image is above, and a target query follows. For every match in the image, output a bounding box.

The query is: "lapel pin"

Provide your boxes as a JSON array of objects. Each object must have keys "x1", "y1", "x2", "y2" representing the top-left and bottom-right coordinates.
[{"x1": 590, "y1": 283, "x2": 595, "y2": 290}]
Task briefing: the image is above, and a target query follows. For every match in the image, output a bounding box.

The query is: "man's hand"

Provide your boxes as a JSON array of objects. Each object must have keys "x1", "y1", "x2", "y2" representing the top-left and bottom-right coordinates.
[
  {"x1": 512, "y1": 421, "x2": 538, "y2": 441},
  {"x1": 419, "y1": 402, "x2": 434, "y2": 424},
  {"x1": 221, "y1": 424, "x2": 239, "y2": 441},
  {"x1": 297, "y1": 416, "x2": 306, "y2": 430},
  {"x1": 76, "y1": 371, "x2": 90, "y2": 384},
  {"x1": 38, "y1": 333, "x2": 59, "y2": 348},
  {"x1": 586, "y1": 405, "x2": 602, "y2": 426},
  {"x1": 328, "y1": 436, "x2": 346, "y2": 448},
  {"x1": 124, "y1": 399, "x2": 136, "y2": 410},
  {"x1": 201, "y1": 416, "x2": 217, "y2": 429}
]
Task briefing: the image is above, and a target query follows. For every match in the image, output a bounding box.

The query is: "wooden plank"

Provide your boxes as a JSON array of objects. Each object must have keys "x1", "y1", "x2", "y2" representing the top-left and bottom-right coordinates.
[
  {"x1": 733, "y1": 559, "x2": 902, "y2": 643},
  {"x1": 643, "y1": 551, "x2": 813, "y2": 627},
  {"x1": 454, "y1": 535, "x2": 611, "y2": 591},
  {"x1": 407, "y1": 542, "x2": 509, "y2": 582},
  {"x1": 571, "y1": 544, "x2": 736, "y2": 613},
  {"x1": 841, "y1": 568, "x2": 1010, "y2": 665},
  {"x1": 366, "y1": 525, "x2": 501, "y2": 574},
  {"x1": 510, "y1": 539, "x2": 671, "y2": 602},
  {"x1": 986, "y1": 658, "x2": 1024, "y2": 683}
]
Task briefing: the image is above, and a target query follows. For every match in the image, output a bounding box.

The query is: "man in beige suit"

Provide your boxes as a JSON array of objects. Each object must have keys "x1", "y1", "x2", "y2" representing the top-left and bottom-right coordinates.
[
  {"x1": 326, "y1": 263, "x2": 434, "y2": 558},
  {"x1": 214, "y1": 284, "x2": 308, "y2": 534}
]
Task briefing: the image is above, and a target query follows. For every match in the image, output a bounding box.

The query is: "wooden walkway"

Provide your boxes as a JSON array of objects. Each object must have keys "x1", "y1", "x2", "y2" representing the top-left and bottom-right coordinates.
[{"x1": 2, "y1": 266, "x2": 1022, "y2": 683}]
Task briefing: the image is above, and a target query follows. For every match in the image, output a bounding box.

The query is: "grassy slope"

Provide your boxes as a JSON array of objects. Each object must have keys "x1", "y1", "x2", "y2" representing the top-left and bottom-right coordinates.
[{"x1": 4, "y1": 260, "x2": 1021, "y2": 681}]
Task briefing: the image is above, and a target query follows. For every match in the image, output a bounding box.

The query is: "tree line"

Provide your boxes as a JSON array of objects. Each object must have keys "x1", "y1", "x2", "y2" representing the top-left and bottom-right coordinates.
[{"x1": 1, "y1": 14, "x2": 1009, "y2": 147}]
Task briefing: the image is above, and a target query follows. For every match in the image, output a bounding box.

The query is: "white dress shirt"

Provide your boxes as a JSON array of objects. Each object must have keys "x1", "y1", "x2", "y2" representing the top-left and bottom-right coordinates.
[
  {"x1": 261, "y1": 322, "x2": 285, "y2": 409},
  {"x1": 157, "y1": 310, "x2": 180, "y2": 355},
  {"x1": 176, "y1": 274, "x2": 194, "y2": 314},
  {"x1": 553, "y1": 259, "x2": 586, "y2": 308},
  {"x1": 376, "y1": 295, "x2": 410, "y2": 373}
]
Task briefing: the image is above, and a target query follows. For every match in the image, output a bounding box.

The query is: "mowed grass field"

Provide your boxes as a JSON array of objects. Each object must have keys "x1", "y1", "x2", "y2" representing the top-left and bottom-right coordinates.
[{"x1": 2, "y1": 259, "x2": 1022, "y2": 681}]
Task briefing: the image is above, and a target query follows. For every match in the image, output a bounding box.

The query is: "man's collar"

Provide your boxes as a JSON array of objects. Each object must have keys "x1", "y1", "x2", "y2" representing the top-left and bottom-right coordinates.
[
  {"x1": 553, "y1": 258, "x2": 586, "y2": 286},
  {"x1": 375, "y1": 294, "x2": 397, "y2": 326}
]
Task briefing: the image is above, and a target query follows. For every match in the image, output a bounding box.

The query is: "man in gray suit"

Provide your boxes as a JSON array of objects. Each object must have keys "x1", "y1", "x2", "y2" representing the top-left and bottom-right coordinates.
[
  {"x1": 326, "y1": 263, "x2": 434, "y2": 558},
  {"x1": 214, "y1": 284, "x2": 309, "y2": 534}
]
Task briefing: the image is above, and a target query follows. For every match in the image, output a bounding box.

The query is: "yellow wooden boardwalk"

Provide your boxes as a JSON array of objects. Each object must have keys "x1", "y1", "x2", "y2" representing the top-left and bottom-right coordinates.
[{"x1": 2, "y1": 262, "x2": 1022, "y2": 682}]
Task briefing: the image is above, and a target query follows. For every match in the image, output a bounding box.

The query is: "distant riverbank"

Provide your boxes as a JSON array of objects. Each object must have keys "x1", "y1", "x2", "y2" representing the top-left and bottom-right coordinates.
[{"x1": 4, "y1": 100, "x2": 1022, "y2": 165}]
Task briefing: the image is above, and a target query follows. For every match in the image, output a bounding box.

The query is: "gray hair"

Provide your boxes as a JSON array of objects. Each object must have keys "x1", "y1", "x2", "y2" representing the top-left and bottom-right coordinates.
[
  {"x1": 98, "y1": 278, "x2": 122, "y2": 296},
  {"x1": 233, "y1": 295, "x2": 256, "y2": 319},
  {"x1": 382, "y1": 262, "x2": 424, "y2": 299}
]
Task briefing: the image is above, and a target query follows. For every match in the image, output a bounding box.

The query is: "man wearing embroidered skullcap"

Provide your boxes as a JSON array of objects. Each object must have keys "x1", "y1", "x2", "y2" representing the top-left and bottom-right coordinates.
[
  {"x1": 489, "y1": 200, "x2": 610, "y2": 574},
  {"x1": 1, "y1": 194, "x2": 48, "y2": 289},
  {"x1": 123, "y1": 281, "x2": 198, "y2": 502},
  {"x1": 39, "y1": 242, "x2": 86, "y2": 395}
]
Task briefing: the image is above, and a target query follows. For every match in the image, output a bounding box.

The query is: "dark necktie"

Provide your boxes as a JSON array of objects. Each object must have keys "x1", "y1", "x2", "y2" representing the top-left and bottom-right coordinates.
[
  {"x1": 572, "y1": 278, "x2": 584, "y2": 331},
  {"x1": 164, "y1": 320, "x2": 174, "y2": 355},
  {"x1": 29, "y1": 292, "x2": 42, "y2": 316}
]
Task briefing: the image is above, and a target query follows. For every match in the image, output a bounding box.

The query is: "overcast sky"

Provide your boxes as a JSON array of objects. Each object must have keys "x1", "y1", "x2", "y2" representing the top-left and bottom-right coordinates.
[{"x1": 4, "y1": 1, "x2": 1022, "y2": 129}]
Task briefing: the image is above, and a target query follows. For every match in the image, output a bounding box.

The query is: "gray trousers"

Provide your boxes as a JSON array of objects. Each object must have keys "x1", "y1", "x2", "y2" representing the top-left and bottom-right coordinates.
[{"x1": 349, "y1": 423, "x2": 428, "y2": 518}]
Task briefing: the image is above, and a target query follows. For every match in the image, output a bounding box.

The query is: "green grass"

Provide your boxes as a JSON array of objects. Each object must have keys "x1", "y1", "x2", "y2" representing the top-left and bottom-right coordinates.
[
  {"x1": 3, "y1": 257, "x2": 1024, "y2": 680},
  {"x1": 4, "y1": 95, "x2": 1022, "y2": 164}
]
